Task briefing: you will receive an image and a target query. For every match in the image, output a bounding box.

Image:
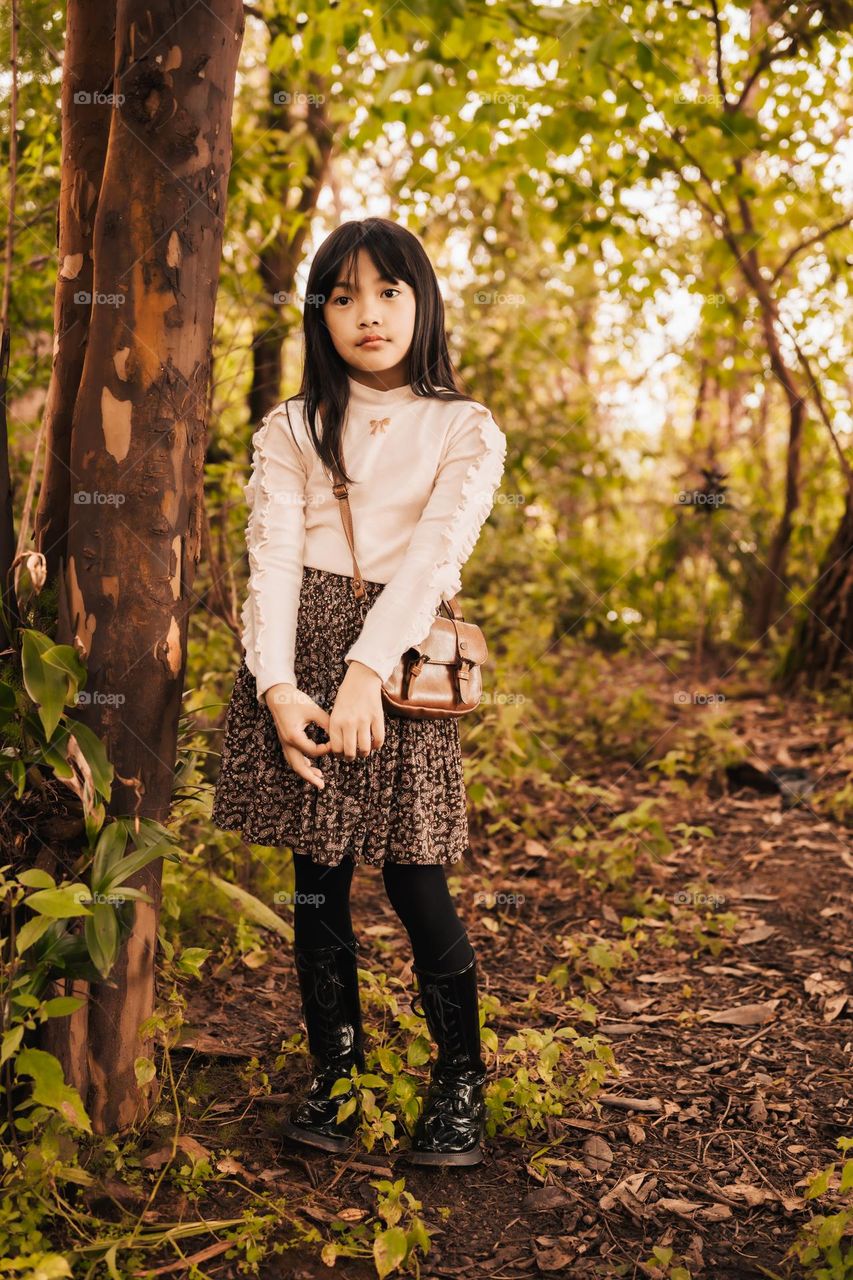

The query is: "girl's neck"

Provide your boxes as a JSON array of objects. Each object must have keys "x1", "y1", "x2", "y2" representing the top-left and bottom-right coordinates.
[{"x1": 347, "y1": 375, "x2": 419, "y2": 408}]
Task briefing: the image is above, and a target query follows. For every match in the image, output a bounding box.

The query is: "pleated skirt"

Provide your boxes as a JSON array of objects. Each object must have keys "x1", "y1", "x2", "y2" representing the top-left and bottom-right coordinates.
[{"x1": 211, "y1": 566, "x2": 470, "y2": 867}]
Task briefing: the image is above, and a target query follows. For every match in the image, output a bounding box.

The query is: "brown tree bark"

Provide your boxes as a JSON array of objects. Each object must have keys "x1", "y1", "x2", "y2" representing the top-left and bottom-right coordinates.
[
  {"x1": 734, "y1": 187, "x2": 806, "y2": 641},
  {"x1": 53, "y1": 0, "x2": 245, "y2": 1133},
  {"x1": 778, "y1": 491, "x2": 853, "y2": 691},
  {"x1": 33, "y1": 0, "x2": 115, "y2": 583}
]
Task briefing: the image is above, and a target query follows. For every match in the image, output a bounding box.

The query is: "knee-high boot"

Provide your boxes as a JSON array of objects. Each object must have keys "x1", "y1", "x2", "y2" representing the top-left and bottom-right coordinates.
[
  {"x1": 402, "y1": 952, "x2": 488, "y2": 1167},
  {"x1": 281, "y1": 938, "x2": 365, "y2": 1154}
]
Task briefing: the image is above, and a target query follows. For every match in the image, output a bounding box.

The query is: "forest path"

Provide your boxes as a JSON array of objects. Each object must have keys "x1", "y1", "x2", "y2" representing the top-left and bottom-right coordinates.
[{"x1": 162, "y1": 676, "x2": 851, "y2": 1279}]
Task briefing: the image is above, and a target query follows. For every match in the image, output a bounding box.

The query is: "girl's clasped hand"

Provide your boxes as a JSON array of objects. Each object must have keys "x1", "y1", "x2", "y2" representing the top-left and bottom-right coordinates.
[{"x1": 265, "y1": 661, "x2": 386, "y2": 789}]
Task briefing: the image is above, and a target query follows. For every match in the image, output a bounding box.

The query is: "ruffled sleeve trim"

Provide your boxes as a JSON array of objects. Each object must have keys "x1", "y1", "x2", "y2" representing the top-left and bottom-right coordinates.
[
  {"x1": 239, "y1": 402, "x2": 308, "y2": 702},
  {"x1": 401, "y1": 403, "x2": 506, "y2": 652}
]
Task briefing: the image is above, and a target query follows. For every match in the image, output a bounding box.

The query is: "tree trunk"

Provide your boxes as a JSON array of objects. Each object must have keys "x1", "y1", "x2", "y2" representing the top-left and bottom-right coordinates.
[
  {"x1": 778, "y1": 491, "x2": 853, "y2": 691},
  {"x1": 731, "y1": 189, "x2": 806, "y2": 641},
  {"x1": 34, "y1": 0, "x2": 115, "y2": 583},
  {"x1": 53, "y1": 0, "x2": 245, "y2": 1133}
]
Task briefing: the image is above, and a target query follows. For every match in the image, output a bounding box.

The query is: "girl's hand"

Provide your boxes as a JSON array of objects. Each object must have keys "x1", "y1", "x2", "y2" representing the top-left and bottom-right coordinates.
[
  {"x1": 265, "y1": 683, "x2": 332, "y2": 790},
  {"x1": 329, "y1": 662, "x2": 386, "y2": 761}
]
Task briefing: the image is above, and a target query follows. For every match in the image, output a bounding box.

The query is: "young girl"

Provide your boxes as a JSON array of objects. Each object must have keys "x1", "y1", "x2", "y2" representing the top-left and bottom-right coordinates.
[{"x1": 212, "y1": 217, "x2": 507, "y2": 1168}]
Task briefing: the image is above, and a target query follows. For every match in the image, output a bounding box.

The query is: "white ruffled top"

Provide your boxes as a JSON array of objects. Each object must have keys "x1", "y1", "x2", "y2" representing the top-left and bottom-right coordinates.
[{"x1": 240, "y1": 376, "x2": 508, "y2": 703}]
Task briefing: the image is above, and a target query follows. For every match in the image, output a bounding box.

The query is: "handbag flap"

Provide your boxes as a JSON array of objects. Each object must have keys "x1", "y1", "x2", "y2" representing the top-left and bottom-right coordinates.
[{"x1": 408, "y1": 617, "x2": 488, "y2": 666}]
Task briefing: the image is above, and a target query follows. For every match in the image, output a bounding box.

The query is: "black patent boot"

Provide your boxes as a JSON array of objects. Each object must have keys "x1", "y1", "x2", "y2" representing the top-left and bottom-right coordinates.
[
  {"x1": 402, "y1": 952, "x2": 488, "y2": 1167},
  {"x1": 280, "y1": 939, "x2": 366, "y2": 1155}
]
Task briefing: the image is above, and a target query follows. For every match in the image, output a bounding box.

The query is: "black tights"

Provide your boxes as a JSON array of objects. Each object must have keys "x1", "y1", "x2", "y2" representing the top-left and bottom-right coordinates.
[{"x1": 292, "y1": 853, "x2": 474, "y2": 974}]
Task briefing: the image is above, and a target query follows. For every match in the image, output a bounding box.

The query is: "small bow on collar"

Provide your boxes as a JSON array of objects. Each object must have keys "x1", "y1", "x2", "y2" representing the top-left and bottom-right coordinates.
[{"x1": 369, "y1": 417, "x2": 391, "y2": 435}]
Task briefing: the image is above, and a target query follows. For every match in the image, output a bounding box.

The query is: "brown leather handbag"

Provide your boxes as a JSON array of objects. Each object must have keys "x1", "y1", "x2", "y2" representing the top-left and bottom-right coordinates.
[{"x1": 331, "y1": 471, "x2": 489, "y2": 719}]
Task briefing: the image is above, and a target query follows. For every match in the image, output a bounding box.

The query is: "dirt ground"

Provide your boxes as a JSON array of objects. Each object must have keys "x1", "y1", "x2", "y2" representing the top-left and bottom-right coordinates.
[{"x1": 133, "y1": 677, "x2": 851, "y2": 1279}]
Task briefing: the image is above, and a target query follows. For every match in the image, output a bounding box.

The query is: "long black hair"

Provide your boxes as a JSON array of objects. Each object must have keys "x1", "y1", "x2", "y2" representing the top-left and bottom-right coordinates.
[{"x1": 283, "y1": 217, "x2": 479, "y2": 486}]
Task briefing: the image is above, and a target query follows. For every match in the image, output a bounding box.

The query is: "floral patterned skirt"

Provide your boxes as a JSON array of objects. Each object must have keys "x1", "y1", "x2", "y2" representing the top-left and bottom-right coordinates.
[{"x1": 211, "y1": 566, "x2": 470, "y2": 867}]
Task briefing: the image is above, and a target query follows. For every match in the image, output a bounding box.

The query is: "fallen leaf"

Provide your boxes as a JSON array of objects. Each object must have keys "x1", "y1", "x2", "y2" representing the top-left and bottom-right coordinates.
[
  {"x1": 598, "y1": 1094, "x2": 663, "y2": 1112},
  {"x1": 698, "y1": 1203, "x2": 733, "y2": 1221},
  {"x1": 599, "y1": 1171, "x2": 656, "y2": 1213},
  {"x1": 702, "y1": 1000, "x2": 779, "y2": 1026},
  {"x1": 583, "y1": 1135, "x2": 613, "y2": 1172},
  {"x1": 804, "y1": 971, "x2": 846, "y2": 998},
  {"x1": 657, "y1": 1196, "x2": 702, "y2": 1213},
  {"x1": 823, "y1": 993, "x2": 850, "y2": 1022},
  {"x1": 522, "y1": 1187, "x2": 574, "y2": 1212},
  {"x1": 737, "y1": 924, "x2": 776, "y2": 945}
]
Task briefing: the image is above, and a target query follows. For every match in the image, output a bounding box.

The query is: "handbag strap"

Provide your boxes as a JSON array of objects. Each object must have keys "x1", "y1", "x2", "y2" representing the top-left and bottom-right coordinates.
[{"x1": 330, "y1": 465, "x2": 462, "y2": 618}]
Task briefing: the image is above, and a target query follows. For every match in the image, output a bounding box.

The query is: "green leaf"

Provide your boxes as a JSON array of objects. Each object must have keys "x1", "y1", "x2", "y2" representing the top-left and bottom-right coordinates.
[
  {"x1": 92, "y1": 820, "x2": 129, "y2": 892},
  {"x1": 18, "y1": 868, "x2": 56, "y2": 889},
  {"x1": 407, "y1": 1035, "x2": 432, "y2": 1067},
  {"x1": 374, "y1": 1227, "x2": 408, "y2": 1279},
  {"x1": 1, "y1": 1025, "x2": 25, "y2": 1067},
  {"x1": 42, "y1": 996, "x2": 85, "y2": 1018},
  {"x1": 10, "y1": 758, "x2": 26, "y2": 798},
  {"x1": 16, "y1": 914, "x2": 55, "y2": 955},
  {"x1": 102, "y1": 841, "x2": 173, "y2": 893},
  {"x1": 176, "y1": 947, "x2": 212, "y2": 979},
  {"x1": 336, "y1": 1096, "x2": 357, "y2": 1122},
  {"x1": 21, "y1": 630, "x2": 74, "y2": 739},
  {"x1": 42, "y1": 643, "x2": 87, "y2": 688},
  {"x1": 207, "y1": 871, "x2": 294, "y2": 939},
  {"x1": 85, "y1": 902, "x2": 120, "y2": 978},
  {"x1": 15, "y1": 1047, "x2": 93, "y2": 1132},
  {"x1": 25, "y1": 885, "x2": 93, "y2": 918},
  {"x1": 135, "y1": 1056, "x2": 157, "y2": 1086},
  {"x1": 63, "y1": 717, "x2": 114, "y2": 801}
]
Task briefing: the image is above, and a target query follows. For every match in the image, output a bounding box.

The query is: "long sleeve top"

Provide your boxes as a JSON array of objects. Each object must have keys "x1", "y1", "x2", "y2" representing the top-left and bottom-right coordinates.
[{"x1": 240, "y1": 375, "x2": 507, "y2": 704}]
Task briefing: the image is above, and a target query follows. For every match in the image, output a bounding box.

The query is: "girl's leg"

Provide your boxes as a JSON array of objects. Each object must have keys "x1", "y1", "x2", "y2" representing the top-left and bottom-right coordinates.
[
  {"x1": 381, "y1": 862, "x2": 474, "y2": 973},
  {"x1": 292, "y1": 852, "x2": 357, "y2": 952},
  {"x1": 383, "y1": 861, "x2": 486, "y2": 1165},
  {"x1": 284, "y1": 853, "x2": 363, "y2": 1154}
]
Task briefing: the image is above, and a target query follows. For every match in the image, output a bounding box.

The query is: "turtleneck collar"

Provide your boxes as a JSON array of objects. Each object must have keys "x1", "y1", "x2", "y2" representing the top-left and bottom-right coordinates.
[{"x1": 347, "y1": 374, "x2": 419, "y2": 409}]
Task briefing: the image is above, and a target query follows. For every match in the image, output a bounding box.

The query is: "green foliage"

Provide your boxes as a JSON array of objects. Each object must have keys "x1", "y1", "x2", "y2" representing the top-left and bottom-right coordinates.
[
  {"x1": 786, "y1": 1138, "x2": 853, "y2": 1279},
  {"x1": 0, "y1": 624, "x2": 184, "y2": 1267}
]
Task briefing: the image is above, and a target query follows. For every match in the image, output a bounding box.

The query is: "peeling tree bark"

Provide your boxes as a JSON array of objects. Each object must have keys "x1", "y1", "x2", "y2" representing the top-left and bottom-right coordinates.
[
  {"x1": 34, "y1": 0, "x2": 115, "y2": 583},
  {"x1": 54, "y1": 0, "x2": 245, "y2": 1133}
]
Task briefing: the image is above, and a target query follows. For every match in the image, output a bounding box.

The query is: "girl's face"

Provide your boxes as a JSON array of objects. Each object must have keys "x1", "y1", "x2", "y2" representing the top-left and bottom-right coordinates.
[{"x1": 323, "y1": 247, "x2": 416, "y2": 387}]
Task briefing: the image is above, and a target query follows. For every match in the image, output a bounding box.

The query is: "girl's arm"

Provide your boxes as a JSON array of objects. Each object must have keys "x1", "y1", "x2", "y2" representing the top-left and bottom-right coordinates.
[
  {"x1": 342, "y1": 402, "x2": 507, "y2": 683},
  {"x1": 241, "y1": 404, "x2": 308, "y2": 705}
]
